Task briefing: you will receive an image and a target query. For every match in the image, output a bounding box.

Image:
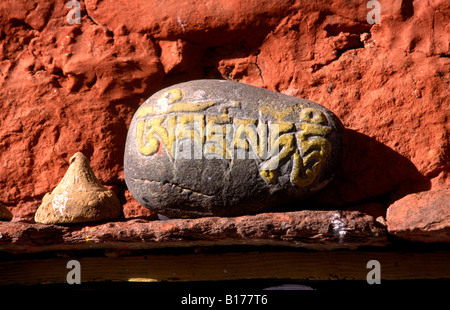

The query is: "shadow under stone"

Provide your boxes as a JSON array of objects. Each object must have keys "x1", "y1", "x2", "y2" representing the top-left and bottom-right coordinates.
[{"x1": 281, "y1": 129, "x2": 431, "y2": 216}]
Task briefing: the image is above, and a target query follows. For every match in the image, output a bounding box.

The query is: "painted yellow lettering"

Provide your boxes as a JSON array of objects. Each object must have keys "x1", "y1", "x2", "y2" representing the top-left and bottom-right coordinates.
[
  {"x1": 260, "y1": 105, "x2": 304, "y2": 122},
  {"x1": 300, "y1": 108, "x2": 328, "y2": 125},
  {"x1": 176, "y1": 114, "x2": 205, "y2": 146},
  {"x1": 259, "y1": 123, "x2": 296, "y2": 184},
  {"x1": 291, "y1": 142, "x2": 330, "y2": 187},
  {"x1": 204, "y1": 117, "x2": 233, "y2": 160},
  {"x1": 291, "y1": 120, "x2": 332, "y2": 187},
  {"x1": 136, "y1": 119, "x2": 157, "y2": 156},
  {"x1": 136, "y1": 116, "x2": 176, "y2": 158},
  {"x1": 234, "y1": 119, "x2": 258, "y2": 152},
  {"x1": 158, "y1": 88, "x2": 184, "y2": 105},
  {"x1": 298, "y1": 123, "x2": 332, "y2": 151}
]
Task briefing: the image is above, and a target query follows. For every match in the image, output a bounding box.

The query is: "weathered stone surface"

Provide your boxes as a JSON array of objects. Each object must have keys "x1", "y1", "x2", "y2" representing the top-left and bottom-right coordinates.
[
  {"x1": 0, "y1": 210, "x2": 388, "y2": 254},
  {"x1": 125, "y1": 80, "x2": 345, "y2": 218},
  {"x1": 0, "y1": 203, "x2": 13, "y2": 221},
  {"x1": 387, "y1": 190, "x2": 450, "y2": 243},
  {"x1": 34, "y1": 152, "x2": 122, "y2": 224}
]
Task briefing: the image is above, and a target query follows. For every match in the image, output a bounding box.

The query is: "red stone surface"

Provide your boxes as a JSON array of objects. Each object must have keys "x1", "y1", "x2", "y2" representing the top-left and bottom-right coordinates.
[
  {"x1": 0, "y1": 1, "x2": 448, "y2": 240},
  {"x1": 387, "y1": 189, "x2": 450, "y2": 242}
]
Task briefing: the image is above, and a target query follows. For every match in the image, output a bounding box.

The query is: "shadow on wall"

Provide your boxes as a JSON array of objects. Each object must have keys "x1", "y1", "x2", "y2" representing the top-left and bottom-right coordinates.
[{"x1": 288, "y1": 129, "x2": 431, "y2": 217}]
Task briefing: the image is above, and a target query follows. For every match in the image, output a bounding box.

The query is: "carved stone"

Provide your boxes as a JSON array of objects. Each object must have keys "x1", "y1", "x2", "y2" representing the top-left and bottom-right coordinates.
[
  {"x1": 35, "y1": 152, "x2": 122, "y2": 224},
  {"x1": 124, "y1": 80, "x2": 346, "y2": 218}
]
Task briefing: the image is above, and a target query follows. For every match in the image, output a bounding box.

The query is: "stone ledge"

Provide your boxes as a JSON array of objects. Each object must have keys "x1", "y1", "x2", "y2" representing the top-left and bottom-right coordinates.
[{"x1": 0, "y1": 210, "x2": 387, "y2": 254}]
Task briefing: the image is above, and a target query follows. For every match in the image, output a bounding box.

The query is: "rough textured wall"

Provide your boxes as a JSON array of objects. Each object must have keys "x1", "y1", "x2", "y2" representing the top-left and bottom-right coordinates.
[{"x1": 0, "y1": 0, "x2": 448, "y2": 223}]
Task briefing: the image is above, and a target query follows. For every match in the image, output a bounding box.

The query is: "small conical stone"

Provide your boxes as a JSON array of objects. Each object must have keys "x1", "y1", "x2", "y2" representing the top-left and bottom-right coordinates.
[{"x1": 35, "y1": 152, "x2": 122, "y2": 224}]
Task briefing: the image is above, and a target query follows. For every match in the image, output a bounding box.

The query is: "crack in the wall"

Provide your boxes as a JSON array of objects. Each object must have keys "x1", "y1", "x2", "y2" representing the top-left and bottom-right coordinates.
[
  {"x1": 255, "y1": 53, "x2": 265, "y2": 85},
  {"x1": 312, "y1": 40, "x2": 365, "y2": 72},
  {"x1": 81, "y1": 0, "x2": 97, "y2": 25}
]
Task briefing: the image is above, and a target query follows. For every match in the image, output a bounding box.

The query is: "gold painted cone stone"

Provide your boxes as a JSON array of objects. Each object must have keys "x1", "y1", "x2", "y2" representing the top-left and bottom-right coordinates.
[
  {"x1": 0, "y1": 202, "x2": 13, "y2": 221},
  {"x1": 35, "y1": 152, "x2": 122, "y2": 224}
]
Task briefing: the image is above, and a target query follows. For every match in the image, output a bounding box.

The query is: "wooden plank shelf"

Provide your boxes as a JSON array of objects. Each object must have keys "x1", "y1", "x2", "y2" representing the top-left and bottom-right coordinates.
[{"x1": 1, "y1": 248, "x2": 449, "y2": 286}]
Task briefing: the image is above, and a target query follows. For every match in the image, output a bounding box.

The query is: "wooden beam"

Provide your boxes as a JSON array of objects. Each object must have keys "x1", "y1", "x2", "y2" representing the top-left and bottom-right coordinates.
[{"x1": 1, "y1": 250, "x2": 449, "y2": 286}]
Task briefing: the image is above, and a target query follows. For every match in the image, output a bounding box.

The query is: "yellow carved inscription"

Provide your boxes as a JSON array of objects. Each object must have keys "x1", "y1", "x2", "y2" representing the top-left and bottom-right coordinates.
[
  {"x1": 233, "y1": 119, "x2": 258, "y2": 151},
  {"x1": 135, "y1": 89, "x2": 333, "y2": 187},
  {"x1": 205, "y1": 118, "x2": 234, "y2": 160}
]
